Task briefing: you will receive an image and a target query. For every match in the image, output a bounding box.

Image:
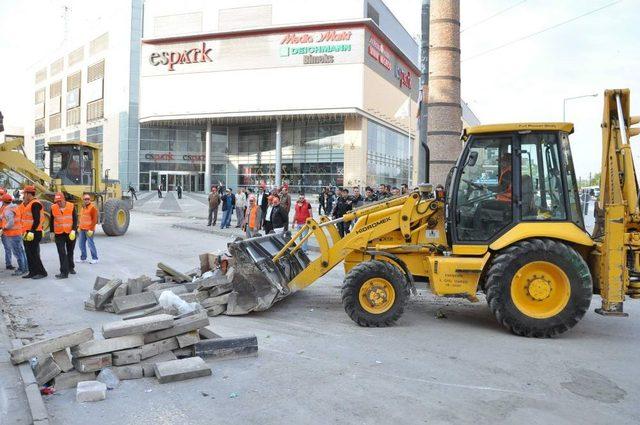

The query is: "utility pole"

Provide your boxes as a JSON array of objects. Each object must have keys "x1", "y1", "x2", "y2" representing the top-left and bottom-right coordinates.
[
  {"x1": 426, "y1": 0, "x2": 462, "y2": 185},
  {"x1": 419, "y1": 0, "x2": 430, "y2": 183}
]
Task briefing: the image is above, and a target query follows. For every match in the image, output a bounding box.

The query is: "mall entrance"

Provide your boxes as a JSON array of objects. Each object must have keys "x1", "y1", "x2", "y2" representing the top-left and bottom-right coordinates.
[{"x1": 150, "y1": 171, "x2": 204, "y2": 192}]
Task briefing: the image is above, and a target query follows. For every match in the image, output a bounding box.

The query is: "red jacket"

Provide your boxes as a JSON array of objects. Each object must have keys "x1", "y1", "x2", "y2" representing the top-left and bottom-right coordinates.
[{"x1": 293, "y1": 200, "x2": 312, "y2": 225}]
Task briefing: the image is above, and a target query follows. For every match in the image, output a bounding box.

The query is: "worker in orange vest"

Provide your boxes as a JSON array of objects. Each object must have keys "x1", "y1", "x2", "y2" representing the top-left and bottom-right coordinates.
[
  {"x1": 77, "y1": 194, "x2": 99, "y2": 264},
  {"x1": 242, "y1": 195, "x2": 262, "y2": 238},
  {"x1": 51, "y1": 192, "x2": 77, "y2": 279},
  {"x1": 20, "y1": 185, "x2": 47, "y2": 279},
  {"x1": 0, "y1": 186, "x2": 14, "y2": 271},
  {"x1": 1, "y1": 194, "x2": 28, "y2": 276},
  {"x1": 496, "y1": 153, "x2": 513, "y2": 202}
]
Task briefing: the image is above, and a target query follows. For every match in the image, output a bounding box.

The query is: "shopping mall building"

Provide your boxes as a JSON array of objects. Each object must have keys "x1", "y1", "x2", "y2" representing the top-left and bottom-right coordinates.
[{"x1": 27, "y1": 0, "x2": 479, "y2": 193}]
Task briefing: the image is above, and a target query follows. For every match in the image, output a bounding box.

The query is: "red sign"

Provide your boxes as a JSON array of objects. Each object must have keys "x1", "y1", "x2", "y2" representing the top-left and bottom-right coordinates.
[
  {"x1": 367, "y1": 35, "x2": 391, "y2": 70},
  {"x1": 281, "y1": 30, "x2": 352, "y2": 45},
  {"x1": 144, "y1": 153, "x2": 205, "y2": 162},
  {"x1": 149, "y1": 42, "x2": 213, "y2": 71}
]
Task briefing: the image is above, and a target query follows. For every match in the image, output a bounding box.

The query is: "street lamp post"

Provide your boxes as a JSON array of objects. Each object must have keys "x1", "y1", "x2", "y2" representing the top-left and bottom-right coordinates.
[{"x1": 563, "y1": 93, "x2": 598, "y2": 121}]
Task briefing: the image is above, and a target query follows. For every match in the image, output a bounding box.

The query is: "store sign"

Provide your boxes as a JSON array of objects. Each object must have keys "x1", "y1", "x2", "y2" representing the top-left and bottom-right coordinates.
[
  {"x1": 367, "y1": 35, "x2": 391, "y2": 70},
  {"x1": 394, "y1": 64, "x2": 412, "y2": 89},
  {"x1": 144, "y1": 152, "x2": 206, "y2": 162},
  {"x1": 280, "y1": 30, "x2": 352, "y2": 66},
  {"x1": 281, "y1": 30, "x2": 352, "y2": 45},
  {"x1": 149, "y1": 42, "x2": 213, "y2": 71}
]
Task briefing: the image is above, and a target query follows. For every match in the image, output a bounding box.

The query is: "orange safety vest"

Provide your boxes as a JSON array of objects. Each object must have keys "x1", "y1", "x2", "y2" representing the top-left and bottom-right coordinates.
[
  {"x1": 20, "y1": 199, "x2": 43, "y2": 232},
  {"x1": 3, "y1": 205, "x2": 23, "y2": 237},
  {"x1": 496, "y1": 167, "x2": 512, "y2": 202},
  {"x1": 79, "y1": 203, "x2": 98, "y2": 231},
  {"x1": 248, "y1": 206, "x2": 258, "y2": 229},
  {"x1": 51, "y1": 202, "x2": 75, "y2": 234},
  {"x1": 0, "y1": 204, "x2": 5, "y2": 229}
]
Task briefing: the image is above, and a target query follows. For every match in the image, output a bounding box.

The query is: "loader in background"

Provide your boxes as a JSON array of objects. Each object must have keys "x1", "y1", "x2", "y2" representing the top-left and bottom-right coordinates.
[{"x1": 227, "y1": 88, "x2": 640, "y2": 337}]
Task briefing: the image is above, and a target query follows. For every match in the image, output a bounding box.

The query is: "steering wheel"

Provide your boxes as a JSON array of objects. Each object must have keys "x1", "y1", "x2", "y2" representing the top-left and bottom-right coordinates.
[{"x1": 463, "y1": 179, "x2": 485, "y2": 191}]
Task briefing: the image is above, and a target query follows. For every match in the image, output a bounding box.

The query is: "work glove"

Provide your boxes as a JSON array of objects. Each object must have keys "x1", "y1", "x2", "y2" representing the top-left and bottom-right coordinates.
[
  {"x1": 69, "y1": 230, "x2": 76, "y2": 241},
  {"x1": 87, "y1": 230, "x2": 94, "y2": 238},
  {"x1": 24, "y1": 232, "x2": 34, "y2": 242}
]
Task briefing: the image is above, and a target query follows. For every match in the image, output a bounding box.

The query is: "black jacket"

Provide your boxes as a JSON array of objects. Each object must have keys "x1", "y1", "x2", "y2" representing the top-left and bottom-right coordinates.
[
  {"x1": 256, "y1": 191, "x2": 269, "y2": 215},
  {"x1": 319, "y1": 192, "x2": 335, "y2": 211},
  {"x1": 332, "y1": 196, "x2": 353, "y2": 218},
  {"x1": 266, "y1": 205, "x2": 288, "y2": 228}
]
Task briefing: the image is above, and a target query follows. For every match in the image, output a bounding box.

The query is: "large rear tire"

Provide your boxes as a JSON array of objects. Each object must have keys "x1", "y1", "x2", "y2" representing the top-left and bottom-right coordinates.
[
  {"x1": 342, "y1": 260, "x2": 410, "y2": 327},
  {"x1": 485, "y1": 238, "x2": 592, "y2": 337},
  {"x1": 102, "y1": 199, "x2": 130, "y2": 236}
]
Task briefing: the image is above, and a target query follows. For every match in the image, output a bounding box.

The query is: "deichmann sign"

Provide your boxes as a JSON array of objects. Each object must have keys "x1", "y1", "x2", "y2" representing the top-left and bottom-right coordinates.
[
  {"x1": 280, "y1": 30, "x2": 352, "y2": 66},
  {"x1": 149, "y1": 42, "x2": 213, "y2": 71},
  {"x1": 144, "y1": 152, "x2": 206, "y2": 162}
]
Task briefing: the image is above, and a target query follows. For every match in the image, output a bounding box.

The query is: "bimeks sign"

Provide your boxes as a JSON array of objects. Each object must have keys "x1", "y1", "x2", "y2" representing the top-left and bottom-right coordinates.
[{"x1": 149, "y1": 42, "x2": 213, "y2": 71}]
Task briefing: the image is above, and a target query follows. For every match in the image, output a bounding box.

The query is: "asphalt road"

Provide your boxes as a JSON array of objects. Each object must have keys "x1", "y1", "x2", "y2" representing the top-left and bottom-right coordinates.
[{"x1": 0, "y1": 209, "x2": 638, "y2": 425}]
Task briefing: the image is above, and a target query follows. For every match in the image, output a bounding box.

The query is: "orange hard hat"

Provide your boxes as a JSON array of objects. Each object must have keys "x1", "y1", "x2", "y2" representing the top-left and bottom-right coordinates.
[
  {"x1": 0, "y1": 187, "x2": 5, "y2": 195},
  {"x1": 54, "y1": 192, "x2": 64, "y2": 202},
  {"x1": 1, "y1": 193, "x2": 12, "y2": 202},
  {"x1": 24, "y1": 185, "x2": 36, "y2": 194}
]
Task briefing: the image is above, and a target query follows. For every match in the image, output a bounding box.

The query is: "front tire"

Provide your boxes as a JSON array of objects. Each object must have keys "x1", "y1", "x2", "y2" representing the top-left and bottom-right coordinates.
[
  {"x1": 485, "y1": 238, "x2": 592, "y2": 337},
  {"x1": 102, "y1": 199, "x2": 130, "y2": 236},
  {"x1": 342, "y1": 260, "x2": 410, "y2": 327}
]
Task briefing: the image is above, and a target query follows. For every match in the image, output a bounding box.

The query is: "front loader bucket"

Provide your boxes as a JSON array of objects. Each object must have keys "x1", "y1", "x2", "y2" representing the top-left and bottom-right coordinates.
[{"x1": 226, "y1": 232, "x2": 311, "y2": 315}]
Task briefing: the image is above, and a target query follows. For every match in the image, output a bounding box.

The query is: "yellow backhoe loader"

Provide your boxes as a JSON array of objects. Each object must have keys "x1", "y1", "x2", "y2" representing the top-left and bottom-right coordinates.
[
  {"x1": 227, "y1": 88, "x2": 640, "y2": 337},
  {"x1": 0, "y1": 131, "x2": 131, "y2": 236}
]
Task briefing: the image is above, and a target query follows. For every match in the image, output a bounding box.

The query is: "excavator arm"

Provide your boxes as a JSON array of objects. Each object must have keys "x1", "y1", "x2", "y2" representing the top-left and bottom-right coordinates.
[{"x1": 0, "y1": 137, "x2": 52, "y2": 193}]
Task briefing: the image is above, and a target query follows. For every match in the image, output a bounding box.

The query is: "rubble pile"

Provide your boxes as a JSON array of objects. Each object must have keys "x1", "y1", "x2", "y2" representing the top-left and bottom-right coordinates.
[
  {"x1": 84, "y1": 252, "x2": 236, "y2": 318},
  {"x1": 8, "y1": 311, "x2": 258, "y2": 399}
]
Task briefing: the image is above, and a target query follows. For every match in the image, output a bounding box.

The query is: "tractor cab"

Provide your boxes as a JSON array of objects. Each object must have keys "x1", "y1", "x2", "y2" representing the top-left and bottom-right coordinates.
[
  {"x1": 47, "y1": 141, "x2": 100, "y2": 191},
  {"x1": 446, "y1": 123, "x2": 584, "y2": 245}
]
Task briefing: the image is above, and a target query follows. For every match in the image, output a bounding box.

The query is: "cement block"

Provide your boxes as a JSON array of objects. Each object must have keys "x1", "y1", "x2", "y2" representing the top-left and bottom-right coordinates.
[
  {"x1": 140, "y1": 351, "x2": 177, "y2": 377},
  {"x1": 206, "y1": 305, "x2": 226, "y2": 317},
  {"x1": 102, "y1": 314, "x2": 174, "y2": 338},
  {"x1": 144, "y1": 312, "x2": 209, "y2": 344},
  {"x1": 84, "y1": 298, "x2": 97, "y2": 311},
  {"x1": 25, "y1": 383, "x2": 49, "y2": 422},
  {"x1": 93, "y1": 276, "x2": 110, "y2": 290},
  {"x1": 172, "y1": 347, "x2": 194, "y2": 358},
  {"x1": 113, "y1": 282, "x2": 128, "y2": 299},
  {"x1": 103, "y1": 303, "x2": 115, "y2": 313},
  {"x1": 35, "y1": 354, "x2": 62, "y2": 385},
  {"x1": 94, "y1": 279, "x2": 123, "y2": 308},
  {"x1": 112, "y1": 292, "x2": 158, "y2": 314},
  {"x1": 176, "y1": 331, "x2": 200, "y2": 348},
  {"x1": 112, "y1": 348, "x2": 142, "y2": 366},
  {"x1": 9, "y1": 328, "x2": 94, "y2": 365},
  {"x1": 153, "y1": 286, "x2": 188, "y2": 299},
  {"x1": 209, "y1": 282, "x2": 233, "y2": 297},
  {"x1": 157, "y1": 262, "x2": 191, "y2": 283},
  {"x1": 71, "y1": 335, "x2": 144, "y2": 358},
  {"x1": 140, "y1": 337, "x2": 179, "y2": 360},
  {"x1": 194, "y1": 335, "x2": 258, "y2": 360},
  {"x1": 76, "y1": 381, "x2": 106, "y2": 402},
  {"x1": 184, "y1": 282, "x2": 201, "y2": 292},
  {"x1": 199, "y1": 325, "x2": 221, "y2": 340},
  {"x1": 112, "y1": 364, "x2": 143, "y2": 380},
  {"x1": 72, "y1": 353, "x2": 112, "y2": 373},
  {"x1": 195, "y1": 291, "x2": 209, "y2": 302},
  {"x1": 177, "y1": 292, "x2": 198, "y2": 303},
  {"x1": 144, "y1": 282, "x2": 177, "y2": 293},
  {"x1": 54, "y1": 370, "x2": 97, "y2": 390},
  {"x1": 52, "y1": 349, "x2": 73, "y2": 372},
  {"x1": 154, "y1": 357, "x2": 211, "y2": 383},
  {"x1": 197, "y1": 275, "x2": 228, "y2": 290},
  {"x1": 127, "y1": 275, "x2": 153, "y2": 295},
  {"x1": 201, "y1": 293, "x2": 230, "y2": 309}
]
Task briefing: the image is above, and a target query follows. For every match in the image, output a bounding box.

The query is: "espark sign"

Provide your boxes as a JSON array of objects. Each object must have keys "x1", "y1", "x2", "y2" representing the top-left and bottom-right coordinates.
[{"x1": 150, "y1": 42, "x2": 213, "y2": 71}]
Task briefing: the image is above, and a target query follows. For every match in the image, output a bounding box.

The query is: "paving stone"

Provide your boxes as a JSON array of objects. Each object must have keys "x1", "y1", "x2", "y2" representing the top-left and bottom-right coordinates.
[
  {"x1": 144, "y1": 312, "x2": 209, "y2": 344},
  {"x1": 121, "y1": 305, "x2": 163, "y2": 320},
  {"x1": 72, "y1": 353, "x2": 112, "y2": 373},
  {"x1": 201, "y1": 293, "x2": 230, "y2": 309},
  {"x1": 144, "y1": 282, "x2": 178, "y2": 293},
  {"x1": 176, "y1": 331, "x2": 200, "y2": 348},
  {"x1": 54, "y1": 370, "x2": 97, "y2": 390},
  {"x1": 154, "y1": 357, "x2": 211, "y2": 383},
  {"x1": 9, "y1": 328, "x2": 94, "y2": 365},
  {"x1": 153, "y1": 286, "x2": 188, "y2": 299},
  {"x1": 177, "y1": 292, "x2": 198, "y2": 303},
  {"x1": 76, "y1": 381, "x2": 106, "y2": 402},
  {"x1": 112, "y1": 348, "x2": 142, "y2": 366},
  {"x1": 113, "y1": 282, "x2": 128, "y2": 299},
  {"x1": 102, "y1": 314, "x2": 174, "y2": 338},
  {"x1": 206, "y1": 305, "x2": 226, "y2": 317},
  {"x1": 112, "y1": 292, "x2": 158, "y2": 314},
  {"x1": 93, "y1": 276, "x2": 110, "y2": 290},
  {"x1": 127, "y1": 275, "x2": 153, "y2": 295},
  {"x1": 195, "y1": 291, "x2": 209, "y2": 302},
  {"x1": 157, "y1": 262, "x2": 191, "y2": 283},
  {"x1": 199, "y1": 325, "x2": 221, "y2": 339},
  {"x1": 112, "y1": 364, "x2": 143, "y2": 380},
  {"x1": 140, "y1": 337, "x2": 179, "y2": 360},
  {"x1": 195, "y1": 335, "x2": 258, "y2": 360},
  {"x1": 197, "y1": 275, "x2": 228, "y2": 290},
  {"x1": 84, "y1": 299, "x2": 97, "y2": 311},
  {"x1": 35, "y1": 354, "x2": 62, "y2": 385},
  {"x1": 94, "y1": 279, "x2": 123, "y2": 308},
  {"x1": 71, "y1": 335, "x2": 144, "y2": 357},
  {"x1": 52, "y1": 349, "x2": 73, "y2": 372},
  {"x1": 140, "y1": 351, "x2": 177, "y2": 377}
]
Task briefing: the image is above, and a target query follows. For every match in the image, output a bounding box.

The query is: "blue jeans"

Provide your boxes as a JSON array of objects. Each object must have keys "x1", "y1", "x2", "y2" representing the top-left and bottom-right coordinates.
[
  {"x1": 78, "y1": 230, "x2": 98, "y2": 260},
  {"x1": 295, "y1": 223, "x2": 309, "y2": 251},
  {"x1": 1, "y1": 234, "x2": 12, "y2": 267},
  {"x1": 5, "y1": 235, "x2": 27, "y2": 272},
  {"x1": 221, "y1": 208, "x2": 233, "y2": 228}
]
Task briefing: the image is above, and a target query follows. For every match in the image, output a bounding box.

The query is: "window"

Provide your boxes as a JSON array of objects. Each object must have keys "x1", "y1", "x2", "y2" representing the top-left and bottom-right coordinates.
[
  {"x1": 367, "y1": 4, "x2": 380, "y2": 25},
  {"x1": 35, "y1": 119, "x2": 45, "y2": 134},
  {"x1": 66, "y1": 130, "x2": 80, "y2": 141},
  {"x1": 88, "y1": 60, "x2": 105, "y2": 82},
  {"x1": 50, "y1": 58, "x2": 64, "y2": 76},
  {"x1": 520, "y1": 133, "x2": 566, "y2": 221},
  {"x1": 68, "y1": 46, "x2": 84, "y2": 66},
  {"x1": 35, "y1": 88, "x2": 45, "y2": 104},
  {"x1": 366, "y1": 120, "x2": 410, "y2": 187},
  {"x1": 455, "y1": 136, "x2": 513, "y2": 242},
  {"x1": 35, "y1": 139, "x2": 45, "y2": 169},
  {"x1": 67, "y1": 107, "x2": 80, "y2": 125},
  {"x1": 49, "y1": 113, "x2": 61, "y2": 130},
  {"x1": 50, "y1": 81, "x2": 62, "y2": 98},
  {"x1": 35, "y1": 68, "x2": 47, "y2": 84},
  {"x1": 90, "y1": 33, "x2": 108, "y2": 55},
  {"x1": 87, "y1": 125, "x2": 103, "y2": 143},
  {"x1": 87, "y1": 99, "x2": 104, "y2": 121},
  {"x1": 561, "y1": 133, "x2": 584, "y2": 228}
]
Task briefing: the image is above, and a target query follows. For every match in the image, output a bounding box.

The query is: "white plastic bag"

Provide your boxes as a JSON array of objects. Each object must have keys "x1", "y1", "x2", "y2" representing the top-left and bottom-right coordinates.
[{"x1": 158, "y1": 290, "x2": 197, "y2": 315}]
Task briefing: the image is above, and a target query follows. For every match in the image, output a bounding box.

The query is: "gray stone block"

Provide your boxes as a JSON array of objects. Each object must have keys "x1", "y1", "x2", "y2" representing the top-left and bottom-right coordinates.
[
  {"x1": 144, "y1": 312, "x2": 209, "y2": 344},
  {"x1": 198, "y1": 325, "x2": 221, "y2": 339},
  {"x1": 52, "y1": 349, "x2": 73, "y2": 372},
  {"x1": 127, "y1": 275, "x2": 153, "y2": 295},
  {"x1": 209, "y1": 282, "x2": 233, "y2": 297},
  {"x1": 54, "y1": 370, "x2": 97, "y2": 390},
  {"x1": 140, "y1": 351, "x2": 177, "y2": 377},
  {"x1": 93, "y1": 276, "x2": 110, "y2": 290},
  {"x1": 76, "y1": 381, "x2": 106, "y2": 402},
  {"x1": 102, "y1": 314, "x2": 174, "y2": 338},
  {"x1": 176, "y1": 331, "x2": 200, "y2": 348},
  {"x1": 112, "y1": 292, "x2": 158, "y2": 314},
  {"x1": 112, "y1": 364, "x2": 143, "y2": 380},
  {"x1": 140, "y1": 337, "x2": 179, "y2": 360},
  {"x1": 72, "y1": 353, "x2": 112, "y2": 373},
  {"x1": 35, "y1": 354, "x2": 62, "y2": 385},
  {"x1": 201, "y1": 293, "x2": 230, "y2": 309},
  {"x1": 71, "y1": 335, "x2": 144, "y2": 358},
  {"x1": 9, "y1": 328, "x2": 94, "y2": 365},
  {"x1": 112, "y1": 348, "x2": 142, "y2": 365},
  {"x1": 172, "y1": 347, "x2": 194, "y2": 358},
  {"x1": 113, "y1": 282, "x2": 128, "y2": 299},
  {"x1": 153, "y1": 286, "x2": 188, "y2": 299},
  {"x1": 154, "y1": 357, "x2": 211, "y2": 383},
  {"x1": 94, "y1": 279, "x2": 123, "y2": 308},
  {"x1": 194, "y1": 335, "x2": 258, "y2": 360},
  {"x1": 177, "y1": 292, "x2": 198, "y2": 303},
  {"x1": 206, "y1": 305, "x2": 226, "y2": 317}
]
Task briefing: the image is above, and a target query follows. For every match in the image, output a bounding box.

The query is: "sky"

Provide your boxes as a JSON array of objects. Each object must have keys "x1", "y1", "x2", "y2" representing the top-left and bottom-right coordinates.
[{"x1": 1, "y1": 0, "x2": 639, "y2": 181}]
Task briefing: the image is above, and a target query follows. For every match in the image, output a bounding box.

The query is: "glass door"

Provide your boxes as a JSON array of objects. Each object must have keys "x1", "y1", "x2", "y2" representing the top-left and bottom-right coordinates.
[{"x1": 160, "y1": 173, "x2": 167, "y2": 192}]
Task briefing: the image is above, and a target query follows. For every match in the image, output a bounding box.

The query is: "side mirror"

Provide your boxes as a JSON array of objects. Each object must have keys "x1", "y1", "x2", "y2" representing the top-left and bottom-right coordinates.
[{"x1": 467, "y1": 151, "x2": 478, "y2": 167}]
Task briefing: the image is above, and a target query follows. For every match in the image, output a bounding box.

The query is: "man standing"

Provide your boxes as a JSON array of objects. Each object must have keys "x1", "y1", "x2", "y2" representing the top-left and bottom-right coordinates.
[
  {"x1": 293, "y1": 193, "x2": 312, "y2": 252},
  {"x1": 332, "y1": 188, "x2": 353, "y2": 237},
  {"x1": 279, "y1": 185, "x2": 291, "y2": 230},
  {"x1": 128, "y1": 184, "x2": 138, "y2": 200},
  {"x1": 0, "y1": 187, "x2": 14, "y2": 270},
  {"x1": 207, "y1": 186, "x2": 220, "y2": 226},
  {"x1": 176, "y1": 184, "x2": 183, "y2": 200},
  {"x1": 51, "y1": 192, "x2": 77, "y2": 279},
  {"x1": 319, "y1": 186, "x2": 335, "y2": 216},
  {"x1": 242, "y1": 195, "x2": 262, "y2": 238},
  {"x1": 364, "y1": 187, "x2": 377, "y2": 203},
  {"x1": 1, "y1": 194, "x2": 27, "y2": 276},
  {"x1": 235, "y1": 188, "x2": 246, "y2": 228},
  {"x1": 256, "y1": 184, "x2": 268, "y2": 218},
  {"x1": 351, "y1": 187, "x2": 364, "y2": 208},
  {"x1": 220, "y1": 188, "x2": 235, "y2": 229},
  {"x1": 376, "y1": 184, "x2": 388, "y2": 200},
  {"x1": 20, "y1": 186, "x2": 47, "y2": 279},
  {"x1": 78, "y1": 194, "x2": 98, "y2": 264},
  {"x1": 264, "y1": 195, "x2": 287, "y2": 234}
]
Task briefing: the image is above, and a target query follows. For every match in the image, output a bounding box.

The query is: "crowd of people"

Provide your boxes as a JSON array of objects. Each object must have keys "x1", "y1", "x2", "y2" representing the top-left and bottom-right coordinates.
[
  {"x1": 205, "y1": 182, "x2": 411, "y2": 244},
  {"x1": 0, "y1": 186, "x2": 100, "y2": 280}
]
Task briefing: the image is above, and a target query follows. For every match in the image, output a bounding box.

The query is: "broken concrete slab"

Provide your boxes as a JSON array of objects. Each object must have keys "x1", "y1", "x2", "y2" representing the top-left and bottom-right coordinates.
[
  {"x1": 84, "y1": 296, "x2": 97, "y2": 311},
  {"x1": 103, "y1": 303, "x2": 115, "y2": 313},
  {"x1": 127, "y1": 275, "x2": 153, "y2": 295},
  {"x1": 35, "y1": 354, "x2": 62, "y2": 385},
  {"x1": 9, "y1": 328, "x2": 94, "y2": 365},
  {"x1": 144, "y1": 282, "x2": 177, "y2": 293},
  {"x1": 176, "y1": 331, "x2": 200, "y2": 348},
  {"x1": 113, "y1": 282, "x2": 128, "y2": 299},
  {"x1": 112, "y1": 348, "x2": 142, "y2": 366},
  {"x1": 154, "y1": 357, "x2": 211, "y2": 383},
  {"x1": 172, "y1": 347, "x2": 194, "y2": 358},
  {"x1": 140, "y1": 337, "x2": 180, "y2": 360},
  {"x1": 209, "y1": 282, "x2": 233, "y2": 297},
  {"x1": 177, "y1": 292, "x2": 198, "y2": 303},
  {"x1": 157, "y1": 262, "x2": 191, "y2": 283},
  {"x1": 194, "y1": 335, "x2": 258, "y2": 360},
  {"x1": 197, "y1": 275, "x2": 228, "y2": 290},
  {"x1": 112, "y1": 292, "x2": 158, "y2": 314},
  {"x1": 112, "y1": 364, "x2": 143, "y2": 380},
  {"x1": 140, "y1": 351, "x2": 177, "y2": 377},
  {"x1": 144, "y1": 312, "x2": 209, "y2": 344},
  {"x1": 102, "y1": 314, "x2": 174, "y2": 338},
  {"x1": 76, "y1": 381, "x2": 106, "y2": 402},
  {"x1": 54, "y1": 370, "x2": 97, "y2": 390},
  {"x1": 206, "y1": 305, "x2": 226, "y2": 317},
  {"x1": 94, "y1": 279, "x2": 123, "y2": 308},
  {"x1": 184, "y1": 282, "x2": 201, "y2": 292},
  {"x1": 72, "y1": 353, "x2": 112, "y2": 373},
  {"x1": 195, "y1": 291, "x2": 209, "y2": 302},
  {"x1": 93, "y1": 276, "x2": 110, "y2": 291},
  {"x1": 121, "y1": 305, "x2": 164, "y2": 320},
  {"x1": 52, "y1": 349, "x2": 73, "y2": 372},
  {"x1": 71, "y1": 335, "x2": 144, "y2": 358},
  {"x1": 201, "y1": 293, "x2": 230, "y2": 309},
  {"x1": 199, "y1": 325, "x2": 221, "y2": 340},
  {"x1": 153, "y1": 286, "x2": 188, "y2": 299}
]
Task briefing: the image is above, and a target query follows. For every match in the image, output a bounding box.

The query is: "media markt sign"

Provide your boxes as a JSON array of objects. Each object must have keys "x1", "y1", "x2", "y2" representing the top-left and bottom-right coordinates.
[
  {"x1": 280, "y1": 30, "x2": 352, "y2": 65},
  {"x1": 149, "y1": 42, "x2": 213, "y2": 71}
]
